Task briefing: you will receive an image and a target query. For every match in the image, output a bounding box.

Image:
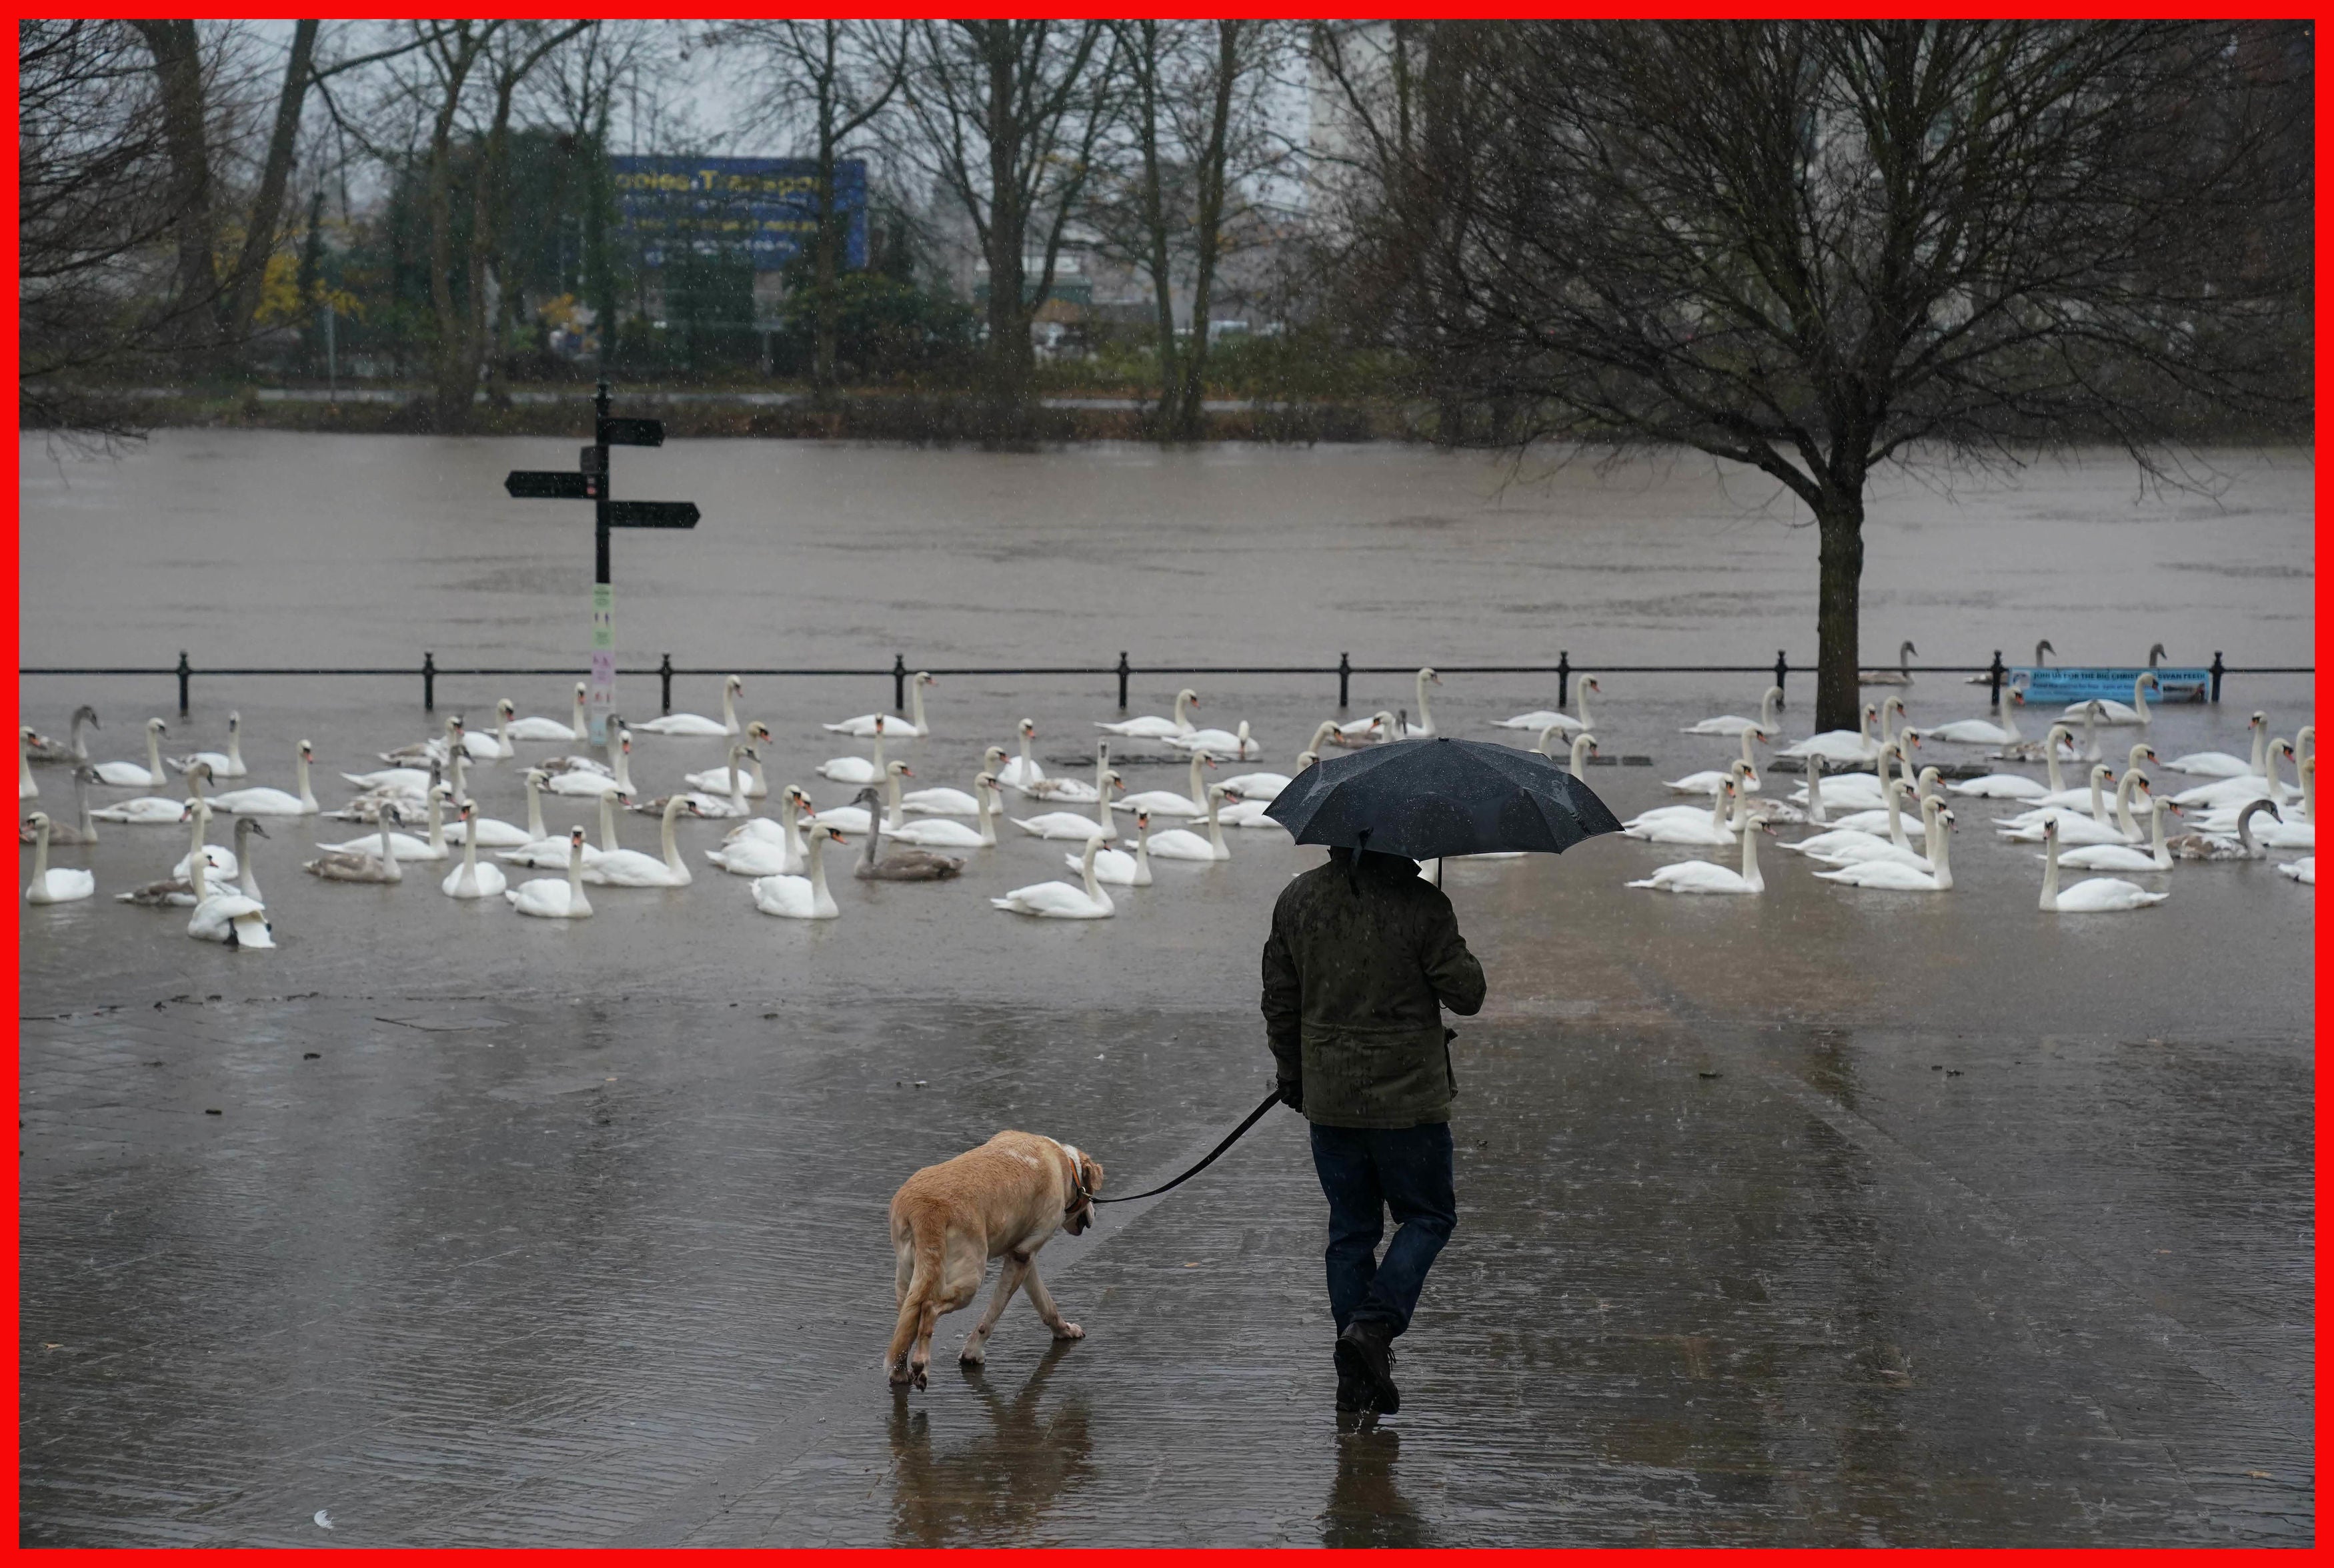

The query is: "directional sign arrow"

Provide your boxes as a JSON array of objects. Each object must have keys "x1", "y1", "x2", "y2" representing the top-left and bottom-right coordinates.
[
  {"x1": 505, "y1": 470, "x2": 593, "y2": 499},
  {"x1": 608, "y1": 500, "x2": 700, "y2": 529},
  {"x1": 601, "y1": 417, "x2": 665, "y2": 447}
]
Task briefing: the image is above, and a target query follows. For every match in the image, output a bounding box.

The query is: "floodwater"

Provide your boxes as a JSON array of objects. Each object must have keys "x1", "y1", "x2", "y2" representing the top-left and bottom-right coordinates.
[{"x1": 16, "y1": 433, "x2": 2317, "y2": 1545}]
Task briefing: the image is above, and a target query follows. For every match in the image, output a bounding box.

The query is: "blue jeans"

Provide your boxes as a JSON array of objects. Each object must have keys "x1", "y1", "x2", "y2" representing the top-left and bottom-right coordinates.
[{"x1": 1309, "y1": 1121, "x2": 1456, "y2": 1337}]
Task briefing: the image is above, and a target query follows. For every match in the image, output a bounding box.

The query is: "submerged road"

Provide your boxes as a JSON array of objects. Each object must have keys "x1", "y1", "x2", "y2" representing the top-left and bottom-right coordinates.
[{"x1": 17, "y1": 687, "x2": 2313, "y2": 1545}]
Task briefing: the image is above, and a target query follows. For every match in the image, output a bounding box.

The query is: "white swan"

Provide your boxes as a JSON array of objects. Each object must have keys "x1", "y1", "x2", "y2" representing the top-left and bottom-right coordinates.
[
  {"x1": 1495, "y1": 675, "x2": 1597, "y2": 735},
  {"x1": 505, "y1": 683, "x2": 588, "y2": 742},
  {"x1": 1682, "y1": 685, "x2": 1783, "y2": 738},
  {"x1": 752, "y1": 826, "x2": 846, "y2": 919},
  {"x1": 585, "y1": 792, "x2": 695, "y2": 886},
  {"x1": 453, "y1": 703, "x2": 515, "y2": 761},
  {"x1": 207, "y1": 740, "x2": 321, "y2": 815},
  {"x1": 1787, "y1": 738, "x2": 1907, "y2": 808},
  {"x1": 993, "y1": 837, "x2": 1115, "y2": 919},
  {"x1": 377, "y1": 715, "x2": 467, "y2": 767},
  {"x1": 167, "y1": 710, "x2": 248, "y2": 778},
  {"x1": 94, "y1": 717, "x2": 172, "y2": 788},
  {"x1": 635, "y1": 673, "x2": 744, "y2": 737},
  {"x1": 184, "y1": 814, "x2": 273, "y2": 946},
  {"x1": 1664, "y1": 727, "x2": 1767, "y2": 795},
  {"x1": 1779, "y1": 704, "x2": 1881, "y2": 763},
  {"x1": 1012, "y1": 771, "x2": 1122, "y2": 841},
  {"x1": 1999, "y1": 770, "x2": 2146, "y2": 846},
  {"x1": 1166, "y1": 718, "x2": 1264, "y2": 761},
  {"x1": 1626, "y1": 761, "x2": 1755, "y2": 831},
  {"x1": 2169, "y1": 797, "x2": 2279, "y2": 861},
  {"x1": 1086, "y1": 809, "x2": 1155, "y2": 885},
  {"x1": 546, "y1": 728, "x2": 637, "y2": 797},
  {"x1": 1949, "y1": 725, "x2": 2073, "y2": 800},
  {"x1": 499, "y1": 771, "x2": 610, "y2": 868},
  {"x1": 441, "y1": 804, "x2": 510, "y2": 899},
  {"x1": 1922, "y1": 688, "x2": 2024, "y2": 745},
  {"x1": 2053, "y1": 795, "x2": 2177, "y2": 872},
  {"x1": 1815, "y1": 804, "x2": 1957, "y2": 892},
  {"x1": 1097, "y1": 687, "x2": 1200, "y2": 739},
  {"x1": 708, "y1": 787, "x2": 820, "y2": 875},
  {"x1": 2061, "y1": 671, "x2": 2158, "y2": 725},
  {"x1": 1803, "y1": 790, "x2": 1940, "y2": 869},
  {"x1": 1218, "y1": 780, "x2": 1294, "y2": 830},
  {"x1": 815, "y1": 761, "x2": 912, "y2": 835},
  {"x1": 1122, "y1": 751, "x2": 1218, "y2": 817},
  {"x1": 438, "y1": 760, "x2": 532, "y2": 847},
  {"x1": 2277, "y1": 856, "x2": 2313, "y2": 884},
  {"x1": 315, "y1": 785, "x2": 451, "y2": 861},
  {"x1": 1402, "y1": 668, "x2": 1441, "y2": 737},
  {"x1": 997, "y1": 720, "x2": 1046, "y2": 790},
  {"x1": 1626, "y1": 819, "x2": 1766, "y2": 895},
  {"x1": 828, "y1": 672, "x2": 934, "y2": 737},
  {"x1": 22, "y1": 765, "x2": 99, "y2": 845},
  {"x1": 2166, "y1": 737, "x2": 2297, "y2": 807},
  {"x1": 1221, "y1": 723, "x2": 1338, "y2": 801},
  {"x1": 2005, "y1": 761, "x2": 2119, "y2": 821},
  {"x1": 2169, "y1": 739, "x2": 2298, "y2": 809},
  {"x1": 900, "y1": 750, "x2": 998, "y2": 817},
  {"x1": 2165, "y1": 712, "x2": 2268, "y2": 779},
  {"x1": 303, "y1": 803, "x2": 403, "y2": 883},
  {"x1": 21, "y1": 813, "x2": 95, "y2": 903},
  {"x1": 1147, "y1": 784, "x2": 1232, "y2": 862},
  {"x1": 18, "y1": 729, "x2": 37, "y2": 800},
  {"x1": 1624, "y1": 780, "x2": 1740, "y2": 845},
  {"x1": 2039, "y1": 818, "x2": 2167, "y2": 911},
  {"x1": 1024, "y1": 740, "x2": 1106, "y2": 803},
  {"x1": 507, "y1": 828, "x2": 594, "y2": 917},
  {"x1": 640, "y1": 742, "x2": 758, "y2": 819},
  {"x1": 1781, "y1": 778, "x2": 1911, "y2": 861},
  {"x1": 886, "y1": 775, "x2": 996, "y2": 849},
  {"x1": 818, "y1": 718, "x2": 892, "y2": 785}
]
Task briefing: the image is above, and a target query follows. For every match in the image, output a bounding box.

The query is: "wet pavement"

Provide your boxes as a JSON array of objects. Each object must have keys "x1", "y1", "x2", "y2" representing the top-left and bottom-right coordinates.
[{"x1": 17, "y1": 437, "x2": 2317, "y2": 1544}]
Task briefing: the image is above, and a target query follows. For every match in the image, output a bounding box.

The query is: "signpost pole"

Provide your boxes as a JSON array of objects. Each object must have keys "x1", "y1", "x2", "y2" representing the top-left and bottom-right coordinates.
[{"x1": 589, "y1": 378, "x2": 616, "y2": 745}]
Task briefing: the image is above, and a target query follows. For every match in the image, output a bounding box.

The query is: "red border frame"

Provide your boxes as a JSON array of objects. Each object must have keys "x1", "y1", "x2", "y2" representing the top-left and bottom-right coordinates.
[{"x1": 5, "y1": 5, "x2": 2323, "y2": 1559}]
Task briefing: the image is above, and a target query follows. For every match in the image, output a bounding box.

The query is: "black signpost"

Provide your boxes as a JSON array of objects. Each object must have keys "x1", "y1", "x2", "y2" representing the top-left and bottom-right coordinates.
[{"x1": 503, "y1": 379, "x2": 700, "y2": 742}]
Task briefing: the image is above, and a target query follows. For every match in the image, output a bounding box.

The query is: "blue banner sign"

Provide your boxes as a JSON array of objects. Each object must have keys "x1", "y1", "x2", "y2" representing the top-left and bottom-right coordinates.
[
  {"x1": 610, "y1": 156, "x2": 866, "y2": 271},
  {"x1": 2011, "y1": 667, "x2": 2211, "y2": 703}
]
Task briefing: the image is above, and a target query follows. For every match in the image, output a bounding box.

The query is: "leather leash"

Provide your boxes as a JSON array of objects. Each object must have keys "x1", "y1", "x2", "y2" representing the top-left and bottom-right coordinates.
[{"x1": 1091, "y1": 1088, "x2": 1284, "y2": 1204}]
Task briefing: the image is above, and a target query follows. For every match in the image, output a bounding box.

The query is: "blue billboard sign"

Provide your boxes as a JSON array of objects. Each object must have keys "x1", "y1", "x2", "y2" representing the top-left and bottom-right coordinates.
[{"x1": 610, "y1": 156, "x2": 866, "y2": 272}]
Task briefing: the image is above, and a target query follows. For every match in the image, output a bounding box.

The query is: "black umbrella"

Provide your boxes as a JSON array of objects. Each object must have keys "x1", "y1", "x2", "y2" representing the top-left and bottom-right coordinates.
[{"x1": 1262, "y1": 735, "x2": 1624, "y2": 861}]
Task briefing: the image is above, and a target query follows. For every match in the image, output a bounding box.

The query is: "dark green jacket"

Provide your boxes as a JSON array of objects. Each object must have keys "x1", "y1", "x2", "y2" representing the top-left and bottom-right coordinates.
[{"x1": 1261, "y1": 849, "x2": 1488, "y2": 1129}]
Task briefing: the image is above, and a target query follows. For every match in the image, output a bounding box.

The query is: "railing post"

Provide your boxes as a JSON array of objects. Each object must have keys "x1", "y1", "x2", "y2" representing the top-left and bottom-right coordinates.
[
  {"x1": 1338, "y1": 651, "x2": 1352, "y2": 709},
  {"x1": 1987, "y1": 649, "x2": 2005, "y2": 709},
  {"x1": 1116, "y1": 651, "x2": 1131, "y2": 710},
  {"x1": 422, "y1": 650, "x2": 435, "y2": 712},
  {"x1": 892, "y1": 653, "x2": 908, "y2": 713},
  {"x1": 176, "y1": 650, "x2": 191, "y2": 716},
  {"x1": 1556, "y1": 651, "x2": 1570, "y2": 709},
  {"x1": 1774, "y1": 649, "x2": 1789, "y2": 704},
  {"x1": 2210, "y1": 650, "x2": 2225, "y2": 703},
  {"x1": 660, "y1": 653, "x2": 674, "y2": 714}
]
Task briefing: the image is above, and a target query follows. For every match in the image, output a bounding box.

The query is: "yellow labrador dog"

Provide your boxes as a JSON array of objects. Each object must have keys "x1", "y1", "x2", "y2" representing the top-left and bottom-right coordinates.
[{"x1": 887, "y1": 1130, "x2": 1105, "y2": 1389}]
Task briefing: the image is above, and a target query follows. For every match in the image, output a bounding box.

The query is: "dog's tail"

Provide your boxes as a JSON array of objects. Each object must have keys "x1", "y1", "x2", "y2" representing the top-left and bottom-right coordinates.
[{"x1": 886, "y1": 1208, "x2": 945, "y2": 1376}]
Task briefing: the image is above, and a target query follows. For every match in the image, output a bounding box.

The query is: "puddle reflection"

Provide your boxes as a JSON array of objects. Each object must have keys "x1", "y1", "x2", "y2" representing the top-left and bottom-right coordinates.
[{"x1": 887, "y1": 1338, "x2": 1092, "y2": 1546}]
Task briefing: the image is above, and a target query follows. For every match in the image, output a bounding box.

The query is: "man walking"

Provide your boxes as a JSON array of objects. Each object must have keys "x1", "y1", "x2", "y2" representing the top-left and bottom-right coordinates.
[{"x1": 1262, "y1": 843, "x2": 1486, "y2": 1417}]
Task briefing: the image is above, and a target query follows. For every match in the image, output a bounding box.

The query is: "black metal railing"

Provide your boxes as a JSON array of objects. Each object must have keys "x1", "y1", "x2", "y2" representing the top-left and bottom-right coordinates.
[{"x1": 15, "y1": 648, "x2": 2310, "y2": 716}]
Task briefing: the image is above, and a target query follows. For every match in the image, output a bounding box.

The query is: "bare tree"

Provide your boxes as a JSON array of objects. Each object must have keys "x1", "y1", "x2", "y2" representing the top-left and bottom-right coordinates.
[
  {"x1": 895, "y1": 20, "x2": 1114, "y2": 442},
  {"x1": 402, "y1": 19, "x2": 590, "y2": 428},
  {"x1": 1092, "y1": 20, "x2": 1289, "y2": 441},
  {"x1": 533, "y1": 23, "x2": 657, "y2": 373},
  {"x1": 1368, "y1": 21, "x2": 2311, "y2": 730},
  {"x1": 711, "y1": 21, "x2": 905, "y2": 405},
  {"x1": 19, "y1": 19, "x2": 184, "y2": 442}
]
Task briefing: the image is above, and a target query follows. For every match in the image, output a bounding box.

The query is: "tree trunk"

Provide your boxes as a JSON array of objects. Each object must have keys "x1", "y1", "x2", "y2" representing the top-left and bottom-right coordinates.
[
  {"x1": 1128, "y1": 29, "x2": 1178, "y2": 433},
  {"x1": 980, "y1": 31, "x2": 1033, "y2": 445},
  {"x1": 131, "y1": 20, "x2": 219, "y2": 367},
  {"x1": 812, "y1": 123, "x2": 841, "y2": 407},
  {"x1": 222, "y1": 18, "x2": 318, "y2": 348},
  {"x1": 1813, "y1": 488, "x2": 1867, "y2": 735},
  {"x1": 1171, "y1": 22, "x2": 1240, "y2": 443}
]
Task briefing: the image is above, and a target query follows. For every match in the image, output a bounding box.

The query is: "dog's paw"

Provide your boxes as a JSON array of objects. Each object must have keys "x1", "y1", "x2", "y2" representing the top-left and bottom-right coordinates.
[
  {"x1": 1052, "y1": 1321, "x2": 1084, "y2": 1341},
  {"x1": 958, "y1": 1345, "x2": 986, "y2": 1366},
  {"x1": 888, "y1": 1362, "x2": 914, "y2": 1387},
  {"x1": 912, "y1": 1363, "x2": 928, "y2": 1391}
]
